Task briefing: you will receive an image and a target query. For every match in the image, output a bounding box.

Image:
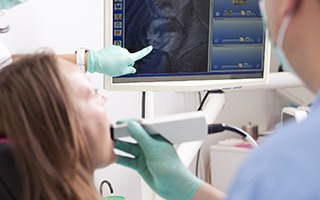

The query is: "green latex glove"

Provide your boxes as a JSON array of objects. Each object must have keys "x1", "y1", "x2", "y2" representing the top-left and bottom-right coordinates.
[
  {"x1": 114, "y1": 121, "x2": 202, "y2": 200},
  {"x1": 88, "y1": 45, "x2": 153, "y2": 77}
]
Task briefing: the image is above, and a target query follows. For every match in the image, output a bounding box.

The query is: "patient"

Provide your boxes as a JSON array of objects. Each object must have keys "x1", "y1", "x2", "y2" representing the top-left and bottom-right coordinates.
[{"x1": 0, "y1": 53, "x2": 115, "y2": 200}]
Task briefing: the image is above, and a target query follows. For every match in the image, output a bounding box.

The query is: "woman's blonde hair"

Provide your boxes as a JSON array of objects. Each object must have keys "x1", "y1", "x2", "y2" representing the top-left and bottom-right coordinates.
[{"x1": 0, "y1": 53, "x2": 101, "y2": 200}]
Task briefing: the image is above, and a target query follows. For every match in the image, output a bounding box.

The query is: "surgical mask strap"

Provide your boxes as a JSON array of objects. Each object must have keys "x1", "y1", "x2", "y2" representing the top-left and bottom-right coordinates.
[{"x1": 276, "y1": 13, "x2": 293, "y2": 49}]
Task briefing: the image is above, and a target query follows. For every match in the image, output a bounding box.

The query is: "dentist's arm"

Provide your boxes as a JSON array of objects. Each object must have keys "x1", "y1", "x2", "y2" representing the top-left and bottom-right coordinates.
[
  {"x1": 114, "y1": 121, "x2": 225, "y2": 200},
  {"x1": 61, "y1": 45, "x2": 152, "y2": 76},
  {"x1": 192, "y1": 182, "x2": 226, "y2": 200},
  {"x1": 13, "y1": 54, "x2": 78, "y2": 64},
  {"x1": 13, "y1": 45, "x2": 153, "y2": 77}
]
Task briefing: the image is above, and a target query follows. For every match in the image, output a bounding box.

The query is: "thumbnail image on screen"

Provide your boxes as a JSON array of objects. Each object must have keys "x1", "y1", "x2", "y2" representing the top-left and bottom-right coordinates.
[{"x1": 112, "y1": 0, "x2": 265, "y2": 83}]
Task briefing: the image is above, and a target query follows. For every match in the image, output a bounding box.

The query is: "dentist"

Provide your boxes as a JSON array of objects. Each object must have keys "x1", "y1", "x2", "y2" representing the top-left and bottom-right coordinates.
[{"x1": 0, "y1": 0, "x2": 152, "y2": 76}]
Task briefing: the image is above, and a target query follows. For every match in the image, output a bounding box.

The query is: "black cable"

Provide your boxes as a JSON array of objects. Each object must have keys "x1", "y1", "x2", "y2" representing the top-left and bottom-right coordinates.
[
  {"x1": 208, "y1": 123, "x2": 259, "y2": 149},
  {"x1": 278, "y1": 64, "x2": 284, "y2": 72},
  {"x1": 195, "y1": 147, "x2": 201, "y2": 177},
  {"x1": 197, "y1": 90, "x2": 224, "y2": 111},
  {"x1": 195, "y1": 89, "x2": 224, "y2": 177},
  {"x1": 208, "y1": 124, "x2": 246, "y2": 138},
  {"x1": 207, "y1": 124, "x2": 226, "y2": 135},
  {"x1": 197, "y1": 91, "x2": 209, "y2": 111},
  {"x1": 141, "y1": 91, "x2": 146, "y2": 119},
  {"x1": 99, "y1": 180, "x2": 114, "y2": 197},
  {"x1": 223, "y1": 124, "x2": 248, "y2": 138},
  {"x1": 194, "y1": 123, "x2": 259, "y2": 178}
]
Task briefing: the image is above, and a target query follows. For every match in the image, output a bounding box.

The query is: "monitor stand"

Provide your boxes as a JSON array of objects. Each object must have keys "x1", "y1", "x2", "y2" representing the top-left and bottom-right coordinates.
[{"x1": 141, "y1": 91, "x2": 225, "y2": 200}]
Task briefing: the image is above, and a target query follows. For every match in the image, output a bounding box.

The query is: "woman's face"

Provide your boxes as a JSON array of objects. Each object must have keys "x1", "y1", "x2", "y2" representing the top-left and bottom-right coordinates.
[{"x1": 58, "y1": 59, "x2": 116, "y2": 168}]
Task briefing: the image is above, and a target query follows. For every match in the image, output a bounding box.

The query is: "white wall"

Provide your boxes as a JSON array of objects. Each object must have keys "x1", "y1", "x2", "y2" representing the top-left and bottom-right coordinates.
[
  {"x1": 1, "y1": 1, "x2": 312, "y2": 199},
  {"x1": 1, "y1": 0, "x2": 105, "y2": 88}
]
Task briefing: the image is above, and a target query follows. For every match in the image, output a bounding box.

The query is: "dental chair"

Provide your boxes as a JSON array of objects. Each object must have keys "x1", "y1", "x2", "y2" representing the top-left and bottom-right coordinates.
[{"x1": 0, "y1": 142, "x2": 22, "y2": 200}]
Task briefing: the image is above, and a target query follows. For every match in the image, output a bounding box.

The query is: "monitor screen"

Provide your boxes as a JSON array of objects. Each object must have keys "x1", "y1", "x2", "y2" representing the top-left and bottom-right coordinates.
[{"x1": 105, "y1": 0, "x2": 271, "y2": 91}]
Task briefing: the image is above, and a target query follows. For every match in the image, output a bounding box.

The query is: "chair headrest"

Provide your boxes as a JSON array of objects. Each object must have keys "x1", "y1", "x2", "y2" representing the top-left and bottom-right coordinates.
[{"x1": 0, "y1": 143, "x2": 22, "y2": 200}]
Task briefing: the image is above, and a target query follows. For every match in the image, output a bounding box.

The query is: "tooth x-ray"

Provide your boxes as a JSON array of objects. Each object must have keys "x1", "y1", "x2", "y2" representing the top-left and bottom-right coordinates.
[
  {"x1": 117, "y1": 0, "x2": 210, "y2": 74},
  {"x1": 110, "y1": 0, "x2": 267, "y2": 91},
  {"x1": 113, "y1": 0, "x2": 264, "y2": 77}
]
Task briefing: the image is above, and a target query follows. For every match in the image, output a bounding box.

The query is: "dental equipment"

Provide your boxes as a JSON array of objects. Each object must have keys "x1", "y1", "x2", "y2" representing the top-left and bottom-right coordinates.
[{"x1": 110, "y1": 111, "x2": 259, "y2": 149}]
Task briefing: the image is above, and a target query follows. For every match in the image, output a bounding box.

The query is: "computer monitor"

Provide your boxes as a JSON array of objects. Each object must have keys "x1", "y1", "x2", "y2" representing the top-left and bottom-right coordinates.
[{"x1": 105, "y1": 0, "x2": 271, "y2": 92}]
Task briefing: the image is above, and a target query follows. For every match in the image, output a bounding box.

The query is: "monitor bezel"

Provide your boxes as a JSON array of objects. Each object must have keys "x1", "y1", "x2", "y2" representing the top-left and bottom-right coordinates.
[{"x1": 104, "y1": 0, "x2": 271, "y2": 92}]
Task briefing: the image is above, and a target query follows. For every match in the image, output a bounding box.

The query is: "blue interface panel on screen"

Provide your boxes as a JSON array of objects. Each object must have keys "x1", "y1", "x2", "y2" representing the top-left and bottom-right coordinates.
[{"x1": 106, "y1": 0, "x2": 271, "y2": 91}]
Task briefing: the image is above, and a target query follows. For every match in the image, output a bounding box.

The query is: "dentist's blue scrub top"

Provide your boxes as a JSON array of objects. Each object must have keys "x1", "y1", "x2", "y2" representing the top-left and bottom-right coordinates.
[{"x1": 227, "y1": 92, "x2": 320, "y2": 200}]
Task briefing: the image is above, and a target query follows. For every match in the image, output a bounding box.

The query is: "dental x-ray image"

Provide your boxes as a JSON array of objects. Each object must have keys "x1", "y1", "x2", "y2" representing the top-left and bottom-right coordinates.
[{"x1": 123, "y1": 0, "x2": 210, "y2": 74}]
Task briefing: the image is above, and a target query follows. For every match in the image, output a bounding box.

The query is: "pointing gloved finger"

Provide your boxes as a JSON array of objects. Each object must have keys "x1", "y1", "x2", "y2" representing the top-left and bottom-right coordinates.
[
  {"x1": 123, "y1": 66, "x2": 136, "y2": 75},
  {"x1": 131, "y1": 45, "x2": 153, "y2": 61}
]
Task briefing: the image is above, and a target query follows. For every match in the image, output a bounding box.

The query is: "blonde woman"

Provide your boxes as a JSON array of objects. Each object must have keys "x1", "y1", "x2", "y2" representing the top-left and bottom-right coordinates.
[{"x1": 0, "y1": 53, "x2": 115, "y2": 199}]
